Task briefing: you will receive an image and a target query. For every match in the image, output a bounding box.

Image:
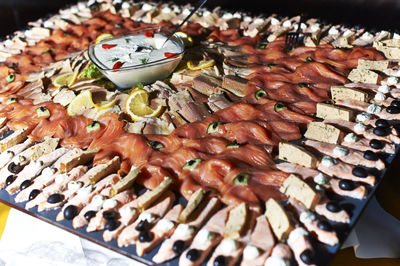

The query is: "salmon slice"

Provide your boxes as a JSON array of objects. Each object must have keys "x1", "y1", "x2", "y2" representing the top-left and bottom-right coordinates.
[
  {"x1": 85, "y1": 189, "x2": 136, "y2": 232},
  {"x1": 315, "y1": 201, "x2": 350, "y2": 224},
  {"x1": 335, "y1": 99, "x2": 400, "y2": 121},
  {"x1": 286, "y1": 227, "x2": 318, "y2": 266},
  {"x1": 340, "y1": 133, "x2": 395, "y2": 154},
  {"x1": 7, "y1": 148, "x2": 68, "y2": 194},
  {"x1": 304, "y1": 139, "x2": 385, "y2": 170},
  {"x1": 117, "y1": 191, "x2": 175, "y2": 247},
  {"x1": 26, "y1": 165, "x2": 87, "y2": 209},
  {"x1": 289, "y1": 198, "x2": 339, "y2": 246},
  {"x1": 136, "y1": 204, "x2": 183, "y2": 256},
  {"x1": 56, "y1": 174, "x2": 121, "y2": 221},
  {"x1": 325, "y1": 119, "x2": 400, "y2": 144},
  {"x1": 318, "y1": 159, "x2": 375, "y2": 186},
  {"x1": 329, "y1": 178, "x2": 367, "y2": 199},
  {"x1": 240, "y1": 215, "x2": 275, "y2": 266},
  {"x1": 152, "y1": 197, "x2": 221, "y2": 264},
  {"x1": 178, "y1": 207, "x2": 231, "y2": 266},
  {"x1": 264, "y1": 244, "x2": 293, "y2": 266}
]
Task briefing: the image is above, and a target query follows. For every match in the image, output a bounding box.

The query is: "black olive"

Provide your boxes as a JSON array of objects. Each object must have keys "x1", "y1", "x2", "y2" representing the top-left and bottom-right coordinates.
[
  {"x1": 139, "y1": 230, "x2": 153, "y2": 242},
  {"x1": 20, "y1": 180, "x2": 32, "y2": 190},
  {"x1": 318, "y1": 220, "x2": 333, "y2": 232},
  {"x1": 339, "y1": 180, "x2": 355, "y2": 191},
  {"x1": 103, "y1": 210, "x2": 118, "y2": 220},
  {"x1": 373, "y1": 127, "x2": 389, "y2": 136},
  {"x1": 369, "y1": 139, "x2": 384, "y2": 150},
  {"x1": 326, "y1": 201, "x2": 342, "y2": 213},
  {"x1": 173, "y1": 240, "x2": 186, "y2": 254},
  {"x1": 5, "y1": 175, "x2": 14, "y2": 186},
  {"x1": 214, "y1": 255, "x2": 227, "y2": 266},
  {"x1": 386, "y1": 106, "x2": 400, "y2": 114},
  {"x1": 39, "y1": 106, "x2": 46, "y2": 112},
  {"x1": 391, "y1": 100, "x2": 400, "y2": 108},
  {"x1": 363, "y1": 150, "x2": 378, "y2": 161},
  {"x1": 188, "y1": 160, "x2": 195, "y2": 166},
  {"x1": 8, "y1": 162, "x2": 23, "y2": 174},
  {"x1": 352, "y1": 167, "x2": 367, "y2": 178},
  {"x1": 64, "y1": 205, "x2": 78, "y2": 220},
  {"x1": 212, "y1": 122, "x2": 218, "y2": 129},
  {"x1": 84, "y1": 210, "x2": 97, "y2": 222},
  {"x1": 300, "y1": 249, "x2": 315, "y2": 265},
  {"x1": 135, "y1": 220, "x2": 149, "y2": 232},
  {"x1": 47, "y1": 193, "x2": 64, "y2": 204},
  {"x1": 186, "y1": 249, "x2": 200, "y2": 262},
  {"x1": 29, "y1": 189, "x2": 40, "y2": 201},
  {"x1": 105, "y1": 219, "x2": 120, "y2": 231},
  {"x1": 375, "y1": 119, "x2": 389, "y2": 128}
]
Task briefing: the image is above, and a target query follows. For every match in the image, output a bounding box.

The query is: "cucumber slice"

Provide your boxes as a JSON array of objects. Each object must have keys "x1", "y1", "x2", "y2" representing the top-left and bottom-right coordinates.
[{"x1": 86, "y1": 121, "x2": 101, "y2": 132}]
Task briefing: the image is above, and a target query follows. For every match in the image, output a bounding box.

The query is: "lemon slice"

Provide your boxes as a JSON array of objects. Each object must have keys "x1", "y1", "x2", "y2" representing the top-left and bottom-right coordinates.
[
  {"x1": 187, "y1": 59, "x2": 216, "y2": 70},
  {"x1": 53, "y1": 72, "x2": 79, "y2": 88},
  {"x1": 67, "y1": 90, "x2": 95, "y2": 116},
  {"x1": 174, "y1": 31, "x2": 194, "y2": 47},
  {"x1": 126, "y1": 89, "x2": 164, "y2": 121},
  {"x1": 93, "y1": 99, "x2": 118, "y2": 110},
  {"x1": 95, "y1": 33, "x2": 114, "y2": 44}
]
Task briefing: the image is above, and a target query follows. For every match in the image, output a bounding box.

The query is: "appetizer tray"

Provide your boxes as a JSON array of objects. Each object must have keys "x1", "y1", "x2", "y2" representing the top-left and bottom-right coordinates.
[{"x1": 1, "y1": 0, "x2": 400, "y2": 266}]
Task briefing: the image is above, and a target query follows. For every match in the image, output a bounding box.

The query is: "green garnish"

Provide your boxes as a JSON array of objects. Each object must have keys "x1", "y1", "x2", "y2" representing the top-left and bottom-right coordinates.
[
  {"x1": 36, "y1": 106, "x2": 50, "y2": 117},
  {"x1": 125, "y1": 38, "x2": 131, "y2": 44},
  {"x1": 81, "y1": 63, "x2": 104, "y2": 79},
  {"x1": 86, "y1": 121, "x2": 101, "y2": 132},
  {"x1": 226, "y1": 140, "x2": 240, "y2": 149},
  {"x1": 257, "y1": 42, "x2": 267, "y2": 49},
  {"x1": 306, "y1": 57, "x2": 313, "y2": 63},
  {"x1": 6, "y1": 73, "x2": 15, "y2": 83},
  {"x1": 255, "y1": 89, "x2": 267, "y2": 100},
  {"x1": 42, "y1": 49, "x2": 53, "y2": 55},
  {"x1": 111, "y1": 57, "x2": 119, "y2": 62},
  {"x1": 298, "y1": 83, "x2": 309, "y2": 88},
  {"x1": 267, "y1": 63, "x2": 276, "y2": 69},
  {"x1": 206, "y1": 122, "x2": 221, "y2": 134},
  {"x1": 140, "y1": 58, "x2": 150, "y2": 64},
  {"x1": 182, "y1": 158, "x2": 202, "y2": 170},
  {"x1": 274, "y1": 102, "x2": 287, "y2": 112},
  {"x1": 233, "y1": 173, "x2": 250, "y2": 186},
  {"x1": 146, "y1": 140, "x2": 164, "y2": 150},
  {"x1": 6, "y1": 98, "x2": 17, "y2": 104},
  {"x1": 135, "y1": 82, "x2": 144, "y2": 89}
]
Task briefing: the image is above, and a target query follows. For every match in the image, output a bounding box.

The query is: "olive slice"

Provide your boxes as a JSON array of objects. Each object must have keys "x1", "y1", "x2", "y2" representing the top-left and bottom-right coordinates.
[
  {"x1": 182, "y1": 158, "x2": 202, "y2": 170},
  {"x1": 254, "y1": 89, "x2": 267, "y2": 100},
  {"x1": 206, "y1": 122, "x2": 221, "y2": 134},
  {"x1": 146, "y1": 140, "x2": 164, "y2": 149},
  {"x1": 274, "y1": 102, "x2": 286, "y2": 112},
  {"x1": 233, "y1": 173, "x2": 250, "y2": 186},
  {"x1": 226, "y1": 140, "x2": 240, "y2": 149}
]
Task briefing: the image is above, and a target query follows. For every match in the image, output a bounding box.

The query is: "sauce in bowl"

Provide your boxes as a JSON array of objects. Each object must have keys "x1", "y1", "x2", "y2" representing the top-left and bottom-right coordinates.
[{"x1": 88, "y1": 27, "x2": 184, "y2": 88}]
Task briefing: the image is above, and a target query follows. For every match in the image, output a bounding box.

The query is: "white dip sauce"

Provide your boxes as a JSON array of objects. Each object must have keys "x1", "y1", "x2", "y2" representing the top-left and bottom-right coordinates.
[{"x1": 91, "y1": 32, "x2": 183, "y2": 88}]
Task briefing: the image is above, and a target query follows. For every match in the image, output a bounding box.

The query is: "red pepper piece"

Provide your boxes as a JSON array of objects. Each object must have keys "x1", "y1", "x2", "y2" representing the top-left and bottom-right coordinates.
[
  {"x1": 102, "y1": 44, "x2": 117, "y2": 49},
  {"x1": 164, "y1": 52, "x2": 178, "y2": 58},
  {"x1": 112, "y1": 61, "x2": 124, "y2": 72},
  {"x1": 144, "y1": 30, "x2": 154, "y2": 38}
]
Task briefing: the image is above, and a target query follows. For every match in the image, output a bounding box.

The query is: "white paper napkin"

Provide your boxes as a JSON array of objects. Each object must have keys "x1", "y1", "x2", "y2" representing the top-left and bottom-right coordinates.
[{"x1": 0, "y1": 208, "x2": 144, "y2": 266}]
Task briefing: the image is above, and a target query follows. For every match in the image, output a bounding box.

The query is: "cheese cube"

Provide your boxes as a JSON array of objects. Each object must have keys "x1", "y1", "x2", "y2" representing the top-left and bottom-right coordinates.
[
  {"x1": 304, "y1": 122, "x2": 342, "y2": 144},
  {"x1": 278, "y1": 142, "x2": 318, "y2": 168},
  {"x1": 331, "y1": 86, "x2": 368, "y2": 102},
  {"x1": 265, "y1": 199, "x2": 293, "y2": 241},
  {"x1": 358, "y1": 59, "x2": 390, "y2": 72},
  {"x1": 316, "y1": 103, "x2": 354, "y2": 121},
  {"x1": 280, "y1": 174, "x2": 320, "y2": 209},
  {"x1": 348, "y1": 69, "x2": 379, "y2": 84}
]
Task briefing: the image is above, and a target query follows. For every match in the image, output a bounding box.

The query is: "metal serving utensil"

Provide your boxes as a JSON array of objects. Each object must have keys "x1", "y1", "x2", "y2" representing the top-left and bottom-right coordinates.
[
  {"x1": 161, "y1": 0, "x2": 209, "y2": 47},
  {"x1": 285, "y1": 14, "x2": 306, "y2": 51}
]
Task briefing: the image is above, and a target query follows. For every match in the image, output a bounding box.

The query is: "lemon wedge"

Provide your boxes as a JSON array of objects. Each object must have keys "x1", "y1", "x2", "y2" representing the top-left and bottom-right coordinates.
[
  {"x1": 174, "y1": 31, "x2": 194, "y2": 47},
  {"x1": 126, "y1": 89, "x2": 164, "y2": 121},
  {"x1": 53, "y1": 72, "x2": 79, "y2": 88},
  {"x1": 187, "y1": 59, "x2": 216, "y2": 70},
  {"x1": 95, "y1": 33, "x2": 114, "y2": 44},
  {"x1": 93, "y1": 99, "x2": 118, "y2": 110},
  {"x1": 67, "y1": 90, "x2": 94, "y2": 116}
]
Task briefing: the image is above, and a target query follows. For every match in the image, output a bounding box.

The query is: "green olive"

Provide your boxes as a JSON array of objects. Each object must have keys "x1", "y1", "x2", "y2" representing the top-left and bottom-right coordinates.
[
  {"x1": 255, "y1": 89, "x2": 267, "y2": 100},
  {"x1": 233, "y1": 173, "x2": 250, "y2": 186},
  {"x1": 6, "y1": 73, "x2": 15, "y2": 83}
]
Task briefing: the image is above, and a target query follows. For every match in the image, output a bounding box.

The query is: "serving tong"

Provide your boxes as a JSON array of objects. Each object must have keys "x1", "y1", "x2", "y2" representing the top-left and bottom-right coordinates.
[{"x1": 285, "y1": 14, "x2": 306, "y2": 51}]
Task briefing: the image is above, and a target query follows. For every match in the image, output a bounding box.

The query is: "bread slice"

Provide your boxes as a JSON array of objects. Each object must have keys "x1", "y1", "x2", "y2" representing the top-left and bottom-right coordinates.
[
  {"x1": 280, "y1": 174, "x2": 320, "y2": 209},
  {"x1": 265, "y1": 199, "x2": 293, "y2": 241},
  {"x1": 224, "y1": 202, "x2": 248, "y2": 239}
]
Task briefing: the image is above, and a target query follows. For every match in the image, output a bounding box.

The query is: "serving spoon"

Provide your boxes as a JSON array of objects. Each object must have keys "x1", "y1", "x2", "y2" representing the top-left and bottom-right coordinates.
[{"x1": 161, "y1": 0, "x2": 209, "y2": 47}]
